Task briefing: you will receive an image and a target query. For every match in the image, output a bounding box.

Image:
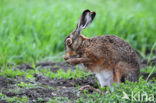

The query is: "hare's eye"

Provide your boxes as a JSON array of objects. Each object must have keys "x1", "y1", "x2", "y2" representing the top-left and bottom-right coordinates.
[{"x1": 66, "y1": 38, "x2": 72, "y2": 45}]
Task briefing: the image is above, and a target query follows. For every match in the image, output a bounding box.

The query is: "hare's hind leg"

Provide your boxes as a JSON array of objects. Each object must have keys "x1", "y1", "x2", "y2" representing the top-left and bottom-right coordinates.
[
  {"x1": 113, "y1": 62, "x2": 126, "y2": 84},
  {"x1": 113, "y1": 68, "x2": 122, "y2": 85},
  {"x1": 125, "y1": 69, "x2": 140, "y2": 82},
  {"x1": 115, "y1": 62, "x2": 140, "y2": 83},
  {"x1": 116, "y1": 62, "x2": 140, "y2": 82}
]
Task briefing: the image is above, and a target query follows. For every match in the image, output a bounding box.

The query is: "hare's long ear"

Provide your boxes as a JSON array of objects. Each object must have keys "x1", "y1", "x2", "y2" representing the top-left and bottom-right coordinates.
[{"x1": 76, "y1": 9, "x2": 96, "y2": 33}]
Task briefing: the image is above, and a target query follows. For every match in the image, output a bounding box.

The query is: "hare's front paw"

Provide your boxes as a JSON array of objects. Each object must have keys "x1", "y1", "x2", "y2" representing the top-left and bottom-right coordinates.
[
  {"x1": 63, "y1": 57, "x2": 77, "y2": 65},
  {"x1": 66, "y1": 58, "x2": 90, "y2": 64},
  {"x1": 66, "y1": 58, "x2": 80, "y2": 65}
]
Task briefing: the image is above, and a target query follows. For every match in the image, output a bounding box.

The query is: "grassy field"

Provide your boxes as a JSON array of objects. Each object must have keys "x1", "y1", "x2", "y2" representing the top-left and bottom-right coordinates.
[
  {"x1": 0, "y1": 0, "x2": 156, "y2": 102},
  {"x1": 0, "y1": 0, "x2": 156, "y2": 64}
]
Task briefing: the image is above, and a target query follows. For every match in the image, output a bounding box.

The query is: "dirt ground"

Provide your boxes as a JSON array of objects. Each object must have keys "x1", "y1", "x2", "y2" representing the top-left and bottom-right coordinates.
[{"x1": 0, "y1": 61, "x2": 156, "y2": 103}]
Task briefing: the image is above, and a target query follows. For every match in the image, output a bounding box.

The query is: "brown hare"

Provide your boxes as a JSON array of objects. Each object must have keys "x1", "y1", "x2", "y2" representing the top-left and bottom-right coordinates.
[{"x1": 64, "y1": 9, "x2": 140, "y2": 87}]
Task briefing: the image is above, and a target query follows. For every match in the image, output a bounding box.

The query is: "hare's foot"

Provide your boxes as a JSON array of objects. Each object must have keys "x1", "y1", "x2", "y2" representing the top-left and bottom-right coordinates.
[{"x1": 79, "y1": 85, "x2": 100, "y2": 92}]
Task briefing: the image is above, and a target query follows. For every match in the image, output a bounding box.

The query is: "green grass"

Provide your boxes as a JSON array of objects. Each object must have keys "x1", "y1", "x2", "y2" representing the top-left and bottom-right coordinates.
[
  {"x1": 0, "y1": 66, "x2": 90, "y2": 79},
  {"x1": 0, "y1": 0, "x2": 156, "y2": 102},
  {"x1": 0, "y1": 67, "x2": 34, "y2": 79},
  {"x1": 0, "y1": 0, "x2": 156, "y2": 64},
  {"x1": 0, "y1": 66, "x2": 155, "y2": 102},
  {"x1": 2, "y1": 77, "x2": 155, "y2": 103},
  {"x1": 0, "y1": 67, "x2": 26, "y2": 78},
  {"x1": 17, "y1": 82, "x2": 37, "y2": 88},
  {"x1": 0, "y1": 93, "x2": 28, "y2": 103},
  {"x1": 76, "y1": 78, "x2": 156, "y2": 103},
  {"x1": 39, "y1": 67, "x2": 91, "y2": 79}
]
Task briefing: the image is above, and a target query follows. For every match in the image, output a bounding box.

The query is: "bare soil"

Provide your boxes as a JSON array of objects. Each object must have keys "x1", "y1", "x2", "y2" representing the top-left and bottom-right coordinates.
[{"x1": 0, "y1": 61, "x2": 156, "y2": 103}]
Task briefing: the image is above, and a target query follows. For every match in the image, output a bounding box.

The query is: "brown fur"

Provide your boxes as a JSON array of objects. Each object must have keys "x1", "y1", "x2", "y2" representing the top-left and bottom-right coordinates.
[
  {"x1": 64, "y1": 10, "x2": 140, "y2": 86},
  {"x1": 65, "y1": 35, "x2": 140, "y2": 83}
]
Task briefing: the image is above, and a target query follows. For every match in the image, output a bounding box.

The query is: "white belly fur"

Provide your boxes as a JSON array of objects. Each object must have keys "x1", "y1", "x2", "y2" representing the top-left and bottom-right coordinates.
[{"x1": 96, "y1": 70, "x2": 113, "y2": 87}]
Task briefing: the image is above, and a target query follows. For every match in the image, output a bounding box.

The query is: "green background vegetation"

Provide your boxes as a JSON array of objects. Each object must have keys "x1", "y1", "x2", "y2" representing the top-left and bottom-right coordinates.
[
  {"x1": 0, "y1": 0, "x2": 156, "y2": 64},
  {"x1": 0, "y1": 0, "x2": 156, "y2": 102}
]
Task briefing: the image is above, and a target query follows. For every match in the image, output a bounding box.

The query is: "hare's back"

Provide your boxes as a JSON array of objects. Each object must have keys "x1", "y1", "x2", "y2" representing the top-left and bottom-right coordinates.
[{"x1": 88, "y1": 35, "x2": 139, "y2": 66}]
